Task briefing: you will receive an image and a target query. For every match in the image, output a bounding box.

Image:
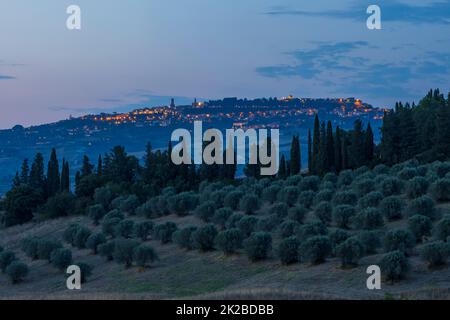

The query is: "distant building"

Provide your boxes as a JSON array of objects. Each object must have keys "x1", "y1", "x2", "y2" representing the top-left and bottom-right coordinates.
[{"x1": 170, "y1": 98, "x2": 176, "y2": 108}]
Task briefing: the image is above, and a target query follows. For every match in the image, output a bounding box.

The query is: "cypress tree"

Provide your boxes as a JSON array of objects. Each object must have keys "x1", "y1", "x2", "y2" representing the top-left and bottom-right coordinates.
[
  {"x1": 47, "y1": 148, "x2": 60, "y2": 197},
  {"x1": 307, "y1": 129, "x2": 312, "y2": 173},
  {"x1": 326, "y1": 121, "x2": 335, "y2": 171},
  {"x1": 364, "y1": 123, "x2": 374, "y2": 164},
  {"x1": 318, "y1": 122, "x2": 327, "y2": 175},
  {"x1": 335, "y1": 126, "x2": 342, "y2": 173},
  {"x1": 20, "y1": 159, "x2": 29, "y2": 185},
  {"x1": 434, "y1": 93, "x2": 450, "y2": 159},
  {"x1": 12, "y1": 171, "x2": 20, "y2": 187},
  {"x1": 60, "y1": 160, "x2": 70, "y2": 192},
  {"x1": 342, "y1": 135, "x2": 349, "y2": 170},
  {"x1": 312, "y1": 114, "x2": 321, "y2": 174},
  {"x1": 97, "y1": 155, "x2": 103, "y2": 177},
  {"x1": 81, "y1": 155, "x2": 93, "y2": 177},
  {"x1": 279, "y1": 154, "x2": 287, "y2": 178},
  {"x1": 350, "y1": 120, "x2": 364, "y2": 168},
  {"x1": 290, "y1": 135, "x2": 301, "y2": 175},
  {"x1": 29, "y1": 152, "x2": 46, "y2": 191},
  {"x1": 143, "y1": 142, "x2": 153, "y2": 183}
]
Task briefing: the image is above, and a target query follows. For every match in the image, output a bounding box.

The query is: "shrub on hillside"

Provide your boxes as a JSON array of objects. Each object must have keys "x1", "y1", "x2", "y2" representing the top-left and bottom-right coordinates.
[
  {"x1": 135, "y1": 200, "x2": 153, "y2": 218},
  {"x1": 408, "y1": 215, "x2": 432, "y2": 242},
  {"x1": 329, "y1": 229, "x2": 350, "y2": 255},
  {"x1": 314, "y1": 201, "x2": 333, "y2": 224},
  {"x1": 358, "y1": 191, "x2": 383, "y2": 209},
  {"x1": 355, "y1": 208, "x2": 384, "y2": 230},
  {"x1": 298, "y1": 176, "x2": 320, "y2": 192},
  {"x1": 102, "y1": 217, "x2": 122, "y2": 238},
  {"x1": 384, "y1": 229, "x2": 415, "y2": 255},
  {"x1": 433, "y1": 215, "x2": 450, "y2": 241},
  {"x1": 406, "y1": 196, "x2": 436, "y2": 219},
  {"x1": 168, "y1": 192, "x2": 199, "y2": 216},
  {"x1": 191, "y1": 224, "x2": 218, "y2": 252},
  {"x1": 323, "y1": 172, "x2": 338, "y2": 184},
  {"x1": 358, "y1": 230, "x2": 381, "y2": 255},
  {"x1": 397, "y1": 168, "x2": 418, "y2": 180},
  {"x1": 379, "y1": 196, "x2": 405, "y2": 221},
  {"x1": 297, "y1": 221, "x2": 328, "y2": 241},
  {"x1": 433, "y1": 161, "x2": 450, "y2": 178},
  {"x1": 195, "y1": 201, "x2": 216, "y2": 222},
  {"x1": 287, "y1": 205, "x2": 307, "y2": 223},
  {"x1": 300, "y1": 236, "x2": 331, "y2": 264},
  {"x1": 114, "y1": 219, "x2": 135, "y2": 239},
  {"x1": 261, "y1": 185, "x2": 281, "y2": 204},
  {"x1": 21, "y1": 237, "x2": 40, "y2": 260},
  {"x1": 333, "y1": 191, "x2": 358, "y2": 206},
  {"x1": 239, "y1": 194, "x2": 260, "y2": 214},
  {"x1": 373, "y1": 164, "x2": 389, "y2": 175},
  {"x1": 243, "y1": 232, "x2": 272, "y2": 262},
  {"x1": 63, "y1": 224, "x2": 81, "y2": 246},
  {"x1": 76, "y1": 262, "x2": 93, "y2": 283},
  {"x1": 236, "y1": 216, "x2": 258, "y2": 238},
  {"x1": 297, "y1": 190, "x2": 315, "y2": 209},
  {"x1": 379, "y1": 177, "x2": 404, "y2": 197},
  {"x1": 353, "y1": 179, "x2": 376, "y2": 197},
  {"x1": 113, "y1": 238, "x2": 140, "y2": 268},
  {"x1": 42, "y1": 192, "x2": 76, "y2": 219},
  {"x1": 277, "y1": 186, "x2": 300, "y2": 207},
  {"x1": 278, "y1": 220, "x2": 300, "y2": 238},
  {"x1": 431, "y1": 178, "x2": 450, "y2": 201},
  {"x1": 93, "y1": 186, "x2": 116, "y2": 210},
  {"x1": 405, "y1": 177, "x2": 429, "y2": 199},
  {"x1": 380, "y1": 250, "x2": 409, "y2": 282},
  {"x1": 88, "y1": 204, "x2": 106, "y2": 226},
  {"x1": 278, "y1": 236, "x2": 300, "y2": 265},
  {"x1": 98, "y1": 241, "x2": 115, "y2": 261},
  {"x1": 50, "y1": 248, "x2": 73, "y2": 271},
  {"x1": 215, "y1": 228, "x2": 243, "y2": 255},
  {"x1": 332, "y1": 205, "x2": 356, "y2": 229},
  {"x1": 337, "y1": 170, "x2": 354, "y2": 187},
  {"x1": 153, "y1": 222, "x2": 178, "y2": 244},
  {"x1": 37, "y1": 239, "x2": 62, "y2": 262},
  {"x1": 256, "y1": 214, "x2": 280, "y2": 232},
  {"x1": 86, "y1": 233, "x2": 107, "y2": 254},
  {"x1": 270, "y1": 202, "x2": 289, "y2": 219},
  {"x1": 336, "y1": 237, "x2": 364, "y2": 267},
  {"x1": 0, "y1": 251, "x2": 16, "y2": 272},
  {"x1": 420, "y1": 241, "x2": 449, "y2": 268},
  {"x1": 133, "y1": 221, "x2": 154, "y2": 241},
  {"x1": 225, "y1": 213, "x2": 244, "y2": 229},
  {"x1": 103, "y1": 209, "x2": 125, "y2": 221},
  {"x1": 5, "y1": 261, "x2": 28, "y2": 284},
  {"x1": 133, "y1": 245, "x2": 158, "y2": 268},
  {"x1": 74, "y1": 227, "x2": 92, "y2": 249},
  {"x1": 173, "y1": 226, "x2": 197, "y2": 250},
  {"x1": 212, "y1": 207, "x2": 233, "y2": 229},
  {"x1": 223, "y1": 191, "x2": 244, "y2": 210}
]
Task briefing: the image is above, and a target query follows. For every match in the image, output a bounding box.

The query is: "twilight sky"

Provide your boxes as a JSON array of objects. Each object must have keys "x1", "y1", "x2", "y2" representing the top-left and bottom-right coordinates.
[{"x1": 0, "y1": 0, "x2": 449, "y2": 129}]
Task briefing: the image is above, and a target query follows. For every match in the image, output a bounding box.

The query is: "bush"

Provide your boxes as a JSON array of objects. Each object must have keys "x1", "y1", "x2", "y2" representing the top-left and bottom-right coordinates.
[
  {"x1": 103, "y1": 209, "x2": 125, "y2": 221},
  {"x1": 93, "y1": 186, "x2": 115, "y2": 209},
  {"x1": 406, "y1": 177, "x2": 429, "y2": 199},
  {"x1": 379, "y1": 177, "x2": 403, "y2": 197},
  {"x1": 380, "y1": 250, "x2": 409, "y2": 282},
  {"x1": 278, "y1": 186, "x2": 300, "y2": 207},
  {"x1": 236, "y1": 216, "x2": 258, "y2": 238},
  {"x1": 133, "y1": 221, "x2": 153, "y2": 241},
  {"x1": 77, "y1": 262, "x2": 93, "y2": 283},
  {"x1": 314, "y1": 201, "x2": 332, "y2": 224},
  {"x1": 86, "y1": 233, "x2": 107, "y2": 254},
  {"x1": 333, "y1": 191, "x2": 358, "y2": 206},
  {"x1": 173, "y1": 226, "x2": 197, "y2": 250},
  {"x1": 278, "y1": 236, "x2": 300, "y2": 265},
  {"x1": 431, "y1": 178, "x2": 450, "y2": 201},
  {"x1": 332, "y1": 205, "x2": 356, "y2": 229},
  {"x1": 300, "y1": 236, "x2": 331, "y2": 264},
  {"x1": 212, "y1": 208, "x2": 233, "y2": 229},
  {"x1": 336, "y1": 237, "x2": 364, "y2": 267},
  {"x1": 136, "y1": 200, "x2": 153, "y2": 218},
  {"x1": 261, "y1": 185, "x2": 281, "y2": 204},
  {"x1": 63, "y1": 224, "x2": 81, "y2": 246},
  {"x1": 420, "y1": 241, "x2": 449, "y2": 268},
  {"x1": 98, "y1": 241, "x2": 115, "y2": 261},
  {"x1": 50, "y1": 248, "x2": 73, "y2": 271},
  {"x1": 355, "y1": 208, "x2": 384, "y2": 230},
  {"x1": 287, "y1": 205, "x2": 307, "y2": 223},
  {"x1": 168, "y1": 192, "x2": 199, "y2": 216},
  {"x1": 406, "y1": 196, "x2": 436, "y2": 219},
  {"x1": 408, "y1": 215, "x2": 432, "y2": 241},
  {"x1": 297, "y1": 221, "x2": 328, "y2": 241},
  {"x1": 6, "y1": 261, "x2": 29, "y2": 283},
  {"x1": 379, "y1": 196, "x2": 405, "y2": 221},
  {"x1": 358, "y1": 191, "x2": 383, "y2": 209},
  {"x1": 114, "y1": 219, "x2": 135, "y2": 239},
  {"x1": 397, "y1": 168, "x2": 418, "y2": 180},
  {"x1": 215, "y1": 228, "x2": 243, "y2": 254},
  {"x1": 74, "y1": 227, "x2": 92, "y2": 249},
  {"x1": 297, "y1": 191, "x2": 315, "y2": 209},
  {"x1": 353, "y1": 179, "x2": 375, "y2": 197},
  {"x1": 195, "y1": 201, "x2": 216, "y2": 222},
  {"x1": 0, "y1": 251, "x2": 16, "y2": 272},
  {"x1": 42, "y1": 192, "x2": 76, "y2": 219},
  {"x1": 88, "y1": 204, "x2": 106, "y2": 225},
  {"x1": 37, "y1": 239, "x2": 62, "y2": 262},
  {"x1": 357, "y1": 230, "x2": 381, "y2": 255},
  {"x1": 433, "y1": 162, "x2": 450, "y2": 178},
  {"x1": 256, "y1": 214, "x2": 280, "y2": 232},
  {"x1": 337, "y1": 170, "x2": 354, "y2": 187},
  {"x1": 329, "y1": 229, "x2": 350, "y2": 255},
  {"x1": 277, "y1": 220, "x2": 300, "y2": 238},
  {"x1": 133, "y1": 245, "x2": 158, "y2": 268},
  {"x1": 384, "y1": 229, "x2": 415, "y2": 255},
  {"x1": 223, "y1": 191, "x2": 244, "y2": 210},
  {"x1": 243, "y1": 232, "x2": 272, "y2": 261},
  {"x1": 21, "y1": 237, "x2": 40, "y2": 260},
  {"x1": 113, "y1": 239, "x2": 140, "y2": 268},
  {"x1": 191, "y1": 224, "x2": 218, "y2": 252},
  {"x1": 270, "y1": 202, "x2": 289, "y2": 219},
  {"x1": 225, "y1": 213, "x2": 244, "y2": 229},
  {"x1": 373, "y1": 164, "x2": 389, "y2": 175},
  {"x1": 102, "y1": 217, "x2": 122, "y2": 238},
  {"x1": 433, "y1": 215, "x2": 450, "y2": 241},
  {"x1": 153, "y1": 222, "x2": 178, "y2": 244},
  {"x1": 298, "y1": 176, "x2": 320, "y2": 192},
  {"x1": 323, "y1": 172, "x2": 338, "y2": 184},
  {"x1": 239, "y1": 194, "x2": 260, "y2": 214}
]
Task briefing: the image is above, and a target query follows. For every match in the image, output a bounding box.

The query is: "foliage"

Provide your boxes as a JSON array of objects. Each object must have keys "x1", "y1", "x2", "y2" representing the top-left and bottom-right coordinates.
[
  {"x1": 195, "y1": 201, "x2": 216, "y2": 222},
  {"x1": 336, "y1": 237, "x2": 364, "y2": 267},
  {"x1": 405, "y1": 177, "x2": 429, "y2": 199},
  {"x1": 384, "y1": 229, "x2": 415, "y2": 255},
  {"x1": 236, "y1": 216, "x2": 258, "y2": 238},
  {"x1": 86, "y1": 233, "x2": 107, "y2": 254},
  {"x1": 50, "y1": 248, "x2": 73, "y2": 271},
  {"x1": 113, "y1": 238, "x2": 140, "y2": 268},
  {"x1": 215, "y1": 228, "x2": 243, "y2": 254},
  {"x1": 173, "y1": 226, "x2": 197, "y2": 250},
  {"x1": 420, "y1": 241, "x2": 449, "y2": 267},
  {"x1": 300, "y1": 236, "x2": 332, "y2": 264},
  {"x1": 314, "y1": 201, "x2": 333, "y2": 224},
  {"x1": 408, "y1": 215, "x2": 432, "y2": 241},
  {"x1": 114, "y1": 219, "x2": 135, "y2": 239},
  {"x1": 379, "y1": 196, "x2": 404, "y2": 221},
  {"x1": 243, "y1": 232, "x2": 272, "y2": 262},
  {"x1": 191, "y1": 224, "x2": 218, "y2": 251},
  {"x1": 37, "y1": 239, "x2": 62, "y2": 262},
  {"x1": 153, "y1": 222, "x2": 178, "y2": 244},
  {"x1": 355, "y1": 208, "x2": 384, "y2": 230},
  {"x1": 278, "y1": 236, "x2": 300, "y2": 265},
  {"x1": 133, "y1": 221, "x2": 154, "y2": 241},
  {"x1": 380, "y1": 250, "x2": 409, "y2": 282},
  {"x1": 0, "y1": 250, "x2": 17, "y2": 272},
  {"x1": 133, "y1": 245, "x2": 158, "y2": 268},
  {"x1": 433, "y1": 215, "x2": 450, "y2": 241},
  {"x1": 5, "y1": 261, "x2": 29, "y2": 284},
  {"x1": 239, "y1": 194, "x2": 260, "y2": 214},
  {"x1": 332, "y1": 205, "x2": 356, "y2": 229}
]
